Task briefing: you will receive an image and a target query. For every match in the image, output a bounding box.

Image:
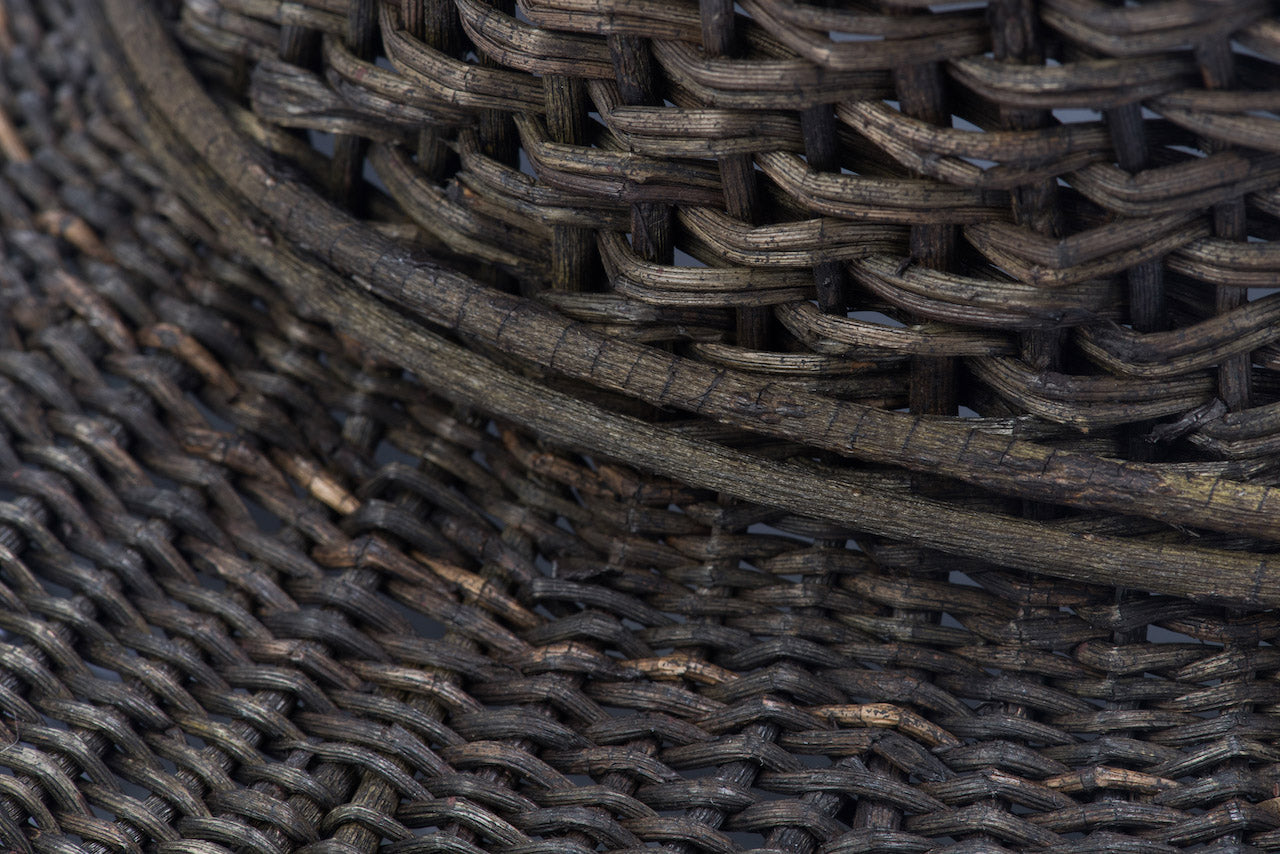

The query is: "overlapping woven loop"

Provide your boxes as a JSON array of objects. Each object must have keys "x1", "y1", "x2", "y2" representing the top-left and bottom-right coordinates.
[
  {"x1": 6, "y1": 0, "x2": 1280, "y2": 853},
  {"x1": 162, "y1": 0, "x2": 1280, "y2": 552}
]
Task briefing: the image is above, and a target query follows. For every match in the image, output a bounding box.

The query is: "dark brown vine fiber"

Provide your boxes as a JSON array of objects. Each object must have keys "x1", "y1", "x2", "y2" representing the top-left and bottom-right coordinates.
[{"x1": 6, "y1": 0, "x2": 1280, "y2": 853}]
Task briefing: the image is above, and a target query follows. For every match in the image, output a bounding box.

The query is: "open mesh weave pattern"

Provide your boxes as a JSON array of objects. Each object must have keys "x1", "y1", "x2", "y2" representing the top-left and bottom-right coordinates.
[{"x1": 7, "y1": 0, "x2": 1280, "y2": 853}]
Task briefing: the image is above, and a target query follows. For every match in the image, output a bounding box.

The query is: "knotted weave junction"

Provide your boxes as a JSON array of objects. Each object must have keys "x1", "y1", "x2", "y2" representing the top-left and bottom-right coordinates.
[{"x1": 7, "y1": 0, "x2": 1280, "y2": 852}]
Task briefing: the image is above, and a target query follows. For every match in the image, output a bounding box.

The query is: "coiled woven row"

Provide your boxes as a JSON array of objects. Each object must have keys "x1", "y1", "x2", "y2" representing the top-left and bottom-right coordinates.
[
  {"x1": 169, "y1": 0, "x2": 1280, "y2": 545},
  {"x1": 183, "y1": 0, "x2": 1280, "y2": 424}
]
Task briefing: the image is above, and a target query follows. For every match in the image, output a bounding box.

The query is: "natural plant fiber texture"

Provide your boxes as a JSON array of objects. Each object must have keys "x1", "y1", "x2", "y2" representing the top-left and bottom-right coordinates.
[{"x1": 6, "y1": 0, "x2": 1280, "y2": 853}]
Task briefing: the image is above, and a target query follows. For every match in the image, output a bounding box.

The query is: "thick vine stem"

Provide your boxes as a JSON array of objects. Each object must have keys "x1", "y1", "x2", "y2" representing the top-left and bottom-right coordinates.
[{"x1": 87, "y1": 0, "x2": 1280, "y2": 605}]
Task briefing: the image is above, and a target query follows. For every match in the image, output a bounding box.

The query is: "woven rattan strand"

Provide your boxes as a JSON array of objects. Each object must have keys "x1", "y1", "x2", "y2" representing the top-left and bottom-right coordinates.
[{"x1": 7, "y1": 0, "x2": 1280, "y2": 852}]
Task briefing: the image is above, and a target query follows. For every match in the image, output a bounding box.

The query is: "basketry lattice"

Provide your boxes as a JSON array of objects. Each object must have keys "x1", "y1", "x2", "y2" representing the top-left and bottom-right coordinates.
[{"x1": 6, "y1": 0, "x2": 1280, "y2": 853}]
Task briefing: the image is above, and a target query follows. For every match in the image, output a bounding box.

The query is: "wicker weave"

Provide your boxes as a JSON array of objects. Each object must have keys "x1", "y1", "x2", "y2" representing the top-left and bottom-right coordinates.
[{"x1": 7, "y1": 0, "x2": 1280, "y2": 852}]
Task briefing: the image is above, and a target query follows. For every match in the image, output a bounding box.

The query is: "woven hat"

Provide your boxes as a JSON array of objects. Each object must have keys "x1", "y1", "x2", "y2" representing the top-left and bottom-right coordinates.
[{"x1": 6, "y1": 0, "x2": 1280, "y2": 852}]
